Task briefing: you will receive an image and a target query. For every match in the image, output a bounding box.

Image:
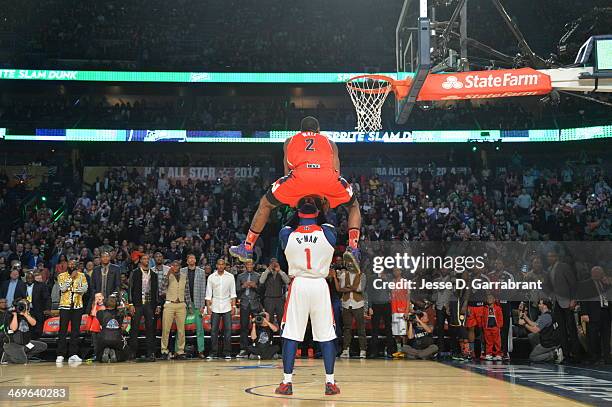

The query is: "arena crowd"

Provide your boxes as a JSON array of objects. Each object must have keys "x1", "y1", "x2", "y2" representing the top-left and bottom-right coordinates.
[{"x1": 0, "y1": 144, "x2": 610, "y2": 365}]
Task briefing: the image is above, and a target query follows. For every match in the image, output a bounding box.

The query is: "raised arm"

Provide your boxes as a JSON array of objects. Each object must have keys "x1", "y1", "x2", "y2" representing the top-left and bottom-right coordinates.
[{"x1": 331, "y1": 140, "x2": 340, "y2": 172}]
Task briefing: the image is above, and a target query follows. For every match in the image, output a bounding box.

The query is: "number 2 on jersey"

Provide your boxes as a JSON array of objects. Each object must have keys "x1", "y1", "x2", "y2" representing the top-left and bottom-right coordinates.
[
  {"x1": 305, "y1": 138, "x2": 315, "y2": 151},
  {"x1": 304, "y1": 248, "x2": 312, "y2": 269}
]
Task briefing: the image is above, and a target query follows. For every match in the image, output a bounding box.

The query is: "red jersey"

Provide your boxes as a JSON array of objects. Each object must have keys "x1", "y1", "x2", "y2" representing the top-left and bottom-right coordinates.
[
  {"x1": 391, "y1": 278, "x2": 410, "y2": 314},
  {"x1": 286, "y1": 132, "x2": 334, "y2": 172}
]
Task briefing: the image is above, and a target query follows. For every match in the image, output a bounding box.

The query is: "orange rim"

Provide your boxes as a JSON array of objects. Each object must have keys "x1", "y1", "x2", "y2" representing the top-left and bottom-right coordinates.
[
  {"x1": 346, "y1": 74, "x2": 394, "y2": 95},
  {"x1": 347, "y1": 74, "x2": 411, "y2": 99}
]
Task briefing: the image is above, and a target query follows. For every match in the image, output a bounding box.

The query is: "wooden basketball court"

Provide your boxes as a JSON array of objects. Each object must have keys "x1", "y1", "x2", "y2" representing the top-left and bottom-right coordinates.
[{"x1": 0, "y1": 359, "x2": 591, "y2": 406}]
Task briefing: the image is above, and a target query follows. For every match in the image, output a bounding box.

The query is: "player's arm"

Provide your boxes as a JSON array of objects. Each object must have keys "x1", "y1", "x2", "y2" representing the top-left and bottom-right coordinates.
[
  {"x1": 283, "y1": 138, "x2": 290, "y2": 175},
  {"x1": 321, "y1": 223, "x2": 337, "y2": 247},
  {"x1": 279, "y1": 226, "x2": 294, "y2": 250},
  {"x1": 331, "y1": 140, "x2": 340, "y2": 172}
]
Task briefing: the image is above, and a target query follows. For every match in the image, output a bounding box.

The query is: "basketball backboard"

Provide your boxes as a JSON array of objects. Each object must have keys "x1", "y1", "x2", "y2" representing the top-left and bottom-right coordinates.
[{"x1": 395, "y1": 0, "x2": 431, "y2": 124}]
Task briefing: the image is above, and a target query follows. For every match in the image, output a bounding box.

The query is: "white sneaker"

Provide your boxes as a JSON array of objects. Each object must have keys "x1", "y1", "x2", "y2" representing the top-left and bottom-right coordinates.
[
  {"x1": 485, "y1": 354, "x2": 493, "y2": 361},
  {"x1": 554, "y1": 348, "x2": 564, "y2": 364},
  {"x1": 359, "y1": 350, "x2": 367, "y2": 359},
  {"x1": 493, "y1": 355, "x2": 502, "y2": 361},
  {"x1": 340, "y1": 349, "x2": 350, "y2": 358},
  {"x1": 68, "y1": 355, "x2": 82, "y2": 363},
  {"x1": 55, "y1": 356, "x2": 64, "y2": 363}
]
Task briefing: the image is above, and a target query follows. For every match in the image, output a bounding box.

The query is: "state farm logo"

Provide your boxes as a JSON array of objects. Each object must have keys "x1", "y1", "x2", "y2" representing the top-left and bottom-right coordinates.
[
  {"x1": 440, "y1": 72, "x2": 540, "y2": 91},
  {"x1": 442, "y1": 76, "x2": 464, "y2": 89}
]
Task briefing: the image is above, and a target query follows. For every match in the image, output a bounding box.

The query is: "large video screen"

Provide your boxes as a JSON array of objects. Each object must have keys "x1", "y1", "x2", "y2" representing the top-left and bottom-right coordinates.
[{"x1": 1, "y1": 125, "x2": 611, "y2": 143}]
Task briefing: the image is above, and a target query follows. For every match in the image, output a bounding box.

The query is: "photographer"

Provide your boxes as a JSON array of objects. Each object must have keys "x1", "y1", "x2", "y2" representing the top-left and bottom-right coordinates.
[
  {"x1": 96, "y1": 296, "x2": 130, "y2": 363},
  {"x1": 402, "y1": 311, "x2": 438, "y2": 360},
  {"x1": 2, "y1": 298, "x2": 47, "y2": 364},
  {"x1": 246, "y1": 311, "x2": 279, "y2": 360},
  {"x1": 519, "y1": 298, "x2": 563, "y2": 363}
]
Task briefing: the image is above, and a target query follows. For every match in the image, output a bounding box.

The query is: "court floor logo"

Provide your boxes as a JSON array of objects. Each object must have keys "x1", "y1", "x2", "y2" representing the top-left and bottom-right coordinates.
[{"x1": 441, "y1": 76, "x2": 464, "y2": 89}]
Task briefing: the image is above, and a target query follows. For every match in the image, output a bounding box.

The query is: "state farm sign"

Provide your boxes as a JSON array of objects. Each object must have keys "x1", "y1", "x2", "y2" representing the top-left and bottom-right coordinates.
[{"x1": 418, "y1": 68, "x2": 552, "y2": 101}]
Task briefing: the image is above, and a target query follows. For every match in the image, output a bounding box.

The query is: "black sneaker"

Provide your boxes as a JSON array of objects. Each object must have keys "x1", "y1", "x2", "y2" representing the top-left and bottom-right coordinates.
[
  {"x1": 109, "y1": 349, "x2": 118, "y2": 363},
  {"x1": 237, "y1": 350, "x2": 249, "y2": 358},
  {"x1": 174, "y1": 354, "x2": 186, "y2": 361}
]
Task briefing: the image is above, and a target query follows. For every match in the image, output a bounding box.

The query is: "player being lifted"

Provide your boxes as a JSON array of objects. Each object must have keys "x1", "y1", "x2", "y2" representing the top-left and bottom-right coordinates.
[
  {"x1": 230, "y1": 116, "x2": 361, "y2": 269},
  {"x1": 275, "y1": 196, "x2": 340, "y2": 396}
]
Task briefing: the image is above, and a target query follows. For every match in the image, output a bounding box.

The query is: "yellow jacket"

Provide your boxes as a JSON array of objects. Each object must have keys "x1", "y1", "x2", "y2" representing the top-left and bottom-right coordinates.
[{"x1": 58, "y1": 271, "x2": 89, "y2": 309}]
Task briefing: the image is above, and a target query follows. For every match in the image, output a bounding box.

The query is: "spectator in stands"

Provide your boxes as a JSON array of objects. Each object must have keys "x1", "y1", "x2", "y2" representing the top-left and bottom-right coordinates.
[
  {"x1": 205, "y1": 258, "x2": 237, "y2": 360},
  {"x1": 237, "y1": 259, "x2": 262, "y2": 358},
  {"x1": 7, "y1": 244, "x2": 27, "y2": 269},
  {"x1": 520, "y1": 298, "x2": 564, "y2": 363},
  {"x1": 0, "y1": 257, "x2": 7, "y2": 283},
  {"x1": 25, "y1": 271, "x2": 50, "y2": 339},
  {"x1": 56, "y1": 258, "x2": 88, "y2": 364},
  {"x1": 0, "y1": 263, "x2": 27, "y2": 305},
  {"x1": 338, "y1": 264, "x2": 367, "y2": 359},
  {"x1": 160, "y1": 260, "x2": 188, "y2": 360},
  {"x1": 183, "y1": 253, "x2": 207, "y2": 359},
  {"x1": 92, "y1": 251, "x2": 121, "y2": 300},
  {"x1": 128, "y1": 254, "x2": 160, "y2": 362},
  {"x1": 259, "y1": 258, "x2": 289, "y2": 324}
]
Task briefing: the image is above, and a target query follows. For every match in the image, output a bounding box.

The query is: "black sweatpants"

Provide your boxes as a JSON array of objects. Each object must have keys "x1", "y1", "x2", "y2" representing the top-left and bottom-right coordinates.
[
  {"x1": 129, "y1": 304, "x2": 157, "y2": 357},
  {"x1": 58, "y1": 308, "x2": 83, "y2": 357},
  {"x1": 370, "y1": 303, "x2": 396, "y2": 356}
]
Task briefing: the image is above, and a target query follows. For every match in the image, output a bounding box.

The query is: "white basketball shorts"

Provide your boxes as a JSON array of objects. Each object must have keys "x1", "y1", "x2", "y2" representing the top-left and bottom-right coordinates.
[
  {"x1": 392, "y1": 313, "x2": 407, "y2": 336},
  {"x1": 281, "y1": 276, "x2": 336, "y2": 342}
]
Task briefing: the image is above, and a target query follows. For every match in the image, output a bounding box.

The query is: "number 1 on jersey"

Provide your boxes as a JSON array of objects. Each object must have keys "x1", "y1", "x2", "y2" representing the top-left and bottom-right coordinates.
[{"x1": 305, "y1": 248, "x2": 312, "y2": 270}]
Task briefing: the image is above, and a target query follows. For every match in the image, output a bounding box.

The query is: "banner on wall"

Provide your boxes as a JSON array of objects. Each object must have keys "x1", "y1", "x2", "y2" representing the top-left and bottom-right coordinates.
[
  {"x1": 83, "y1": 166, "x2": 263, "y2": 185},
  {"x1": 2, "y1": 165, "x2": 52, "y2": 188}
]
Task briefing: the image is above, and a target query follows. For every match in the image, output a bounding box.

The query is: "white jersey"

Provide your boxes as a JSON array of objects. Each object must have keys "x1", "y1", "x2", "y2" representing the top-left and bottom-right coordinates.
[{"x1": 284, "y1": 224, "x2": 334, "y2": 279}]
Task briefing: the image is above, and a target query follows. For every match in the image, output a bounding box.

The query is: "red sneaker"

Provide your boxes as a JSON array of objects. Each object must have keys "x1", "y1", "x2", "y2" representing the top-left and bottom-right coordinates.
[
  {"x1": 325, "y1": 382, "x2": 341, "y2": 395},
  {"x1": 275, "y1": 382, "x2": 293, "y2": 395}
]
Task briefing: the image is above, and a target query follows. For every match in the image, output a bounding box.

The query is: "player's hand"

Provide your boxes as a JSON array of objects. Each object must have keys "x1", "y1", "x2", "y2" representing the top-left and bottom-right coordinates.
[
  {"x1": 155, "y1": 306, "x2": 161, "y2": 315},
  {"x1": 580, "y1": 315, "x2": 589, "y2": 323},
  {"x1": 368, "y1": 308, "x2": 373, "y2": 316}
]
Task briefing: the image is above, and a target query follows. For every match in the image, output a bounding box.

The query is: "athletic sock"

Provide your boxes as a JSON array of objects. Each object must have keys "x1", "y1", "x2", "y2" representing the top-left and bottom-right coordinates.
[
  {"x1": 283, "y1": 373, "x2": 293, "y2": 384},
  {"x1": 320, "y1": 340, "x2": 336, "y2": 376},
  {"x1": 245, "y1": 229, "x2": 260, "y2": 251},
  {"x1": 325, "y1": 374, "x2": 335, "y2": 384},
  {"x1": 348, "y1": 228, "x2": 360, "y2": 249},
  {"x1": 282, "y1": 338, "x2": 298, "y2": 378}
]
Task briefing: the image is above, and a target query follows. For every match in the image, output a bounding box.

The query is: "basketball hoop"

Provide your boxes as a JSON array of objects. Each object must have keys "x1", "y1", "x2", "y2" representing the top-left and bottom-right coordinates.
[{"x1": 346, "y1": 74, "x2": 411, "y2": 132}]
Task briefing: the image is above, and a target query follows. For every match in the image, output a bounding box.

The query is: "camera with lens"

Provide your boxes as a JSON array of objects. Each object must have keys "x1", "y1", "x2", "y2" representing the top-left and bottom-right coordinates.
[
  {"x1": 10, "y1": 299, "x2": 30, "y2": 314},
  {"x1": 406, "y1": 311, "x2": 424, "y2": 322},
  {"x1": 253, "y1": 312, "x2": 267, "y2": 326}
]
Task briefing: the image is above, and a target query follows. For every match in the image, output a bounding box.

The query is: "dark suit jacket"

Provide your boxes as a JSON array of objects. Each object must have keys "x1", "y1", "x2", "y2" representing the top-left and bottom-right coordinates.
[
  {"x1": 545, "y1": 261, "x2": 576, "y2": 308},
  {"x1": 28, "y1": 281, "x2": 51, "y2": 321},
  {"x1": 0, "y1": 279, "x2": 27, "y2": 302},
  {"x1": 578, "y1": 279, "x2": 611, "y2": 321},
  {"x1": 128, "y1": 268, "x2": 159, "y2": 307},
  {"x1": 91, "y1": 264, "x2": 121, "y2": 299}
]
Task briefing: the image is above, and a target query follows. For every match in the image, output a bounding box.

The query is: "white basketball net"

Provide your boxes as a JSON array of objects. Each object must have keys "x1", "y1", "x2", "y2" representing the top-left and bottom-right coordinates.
[{"x1": 346, "y1": 77, "x2": 392, "y2": 132}]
